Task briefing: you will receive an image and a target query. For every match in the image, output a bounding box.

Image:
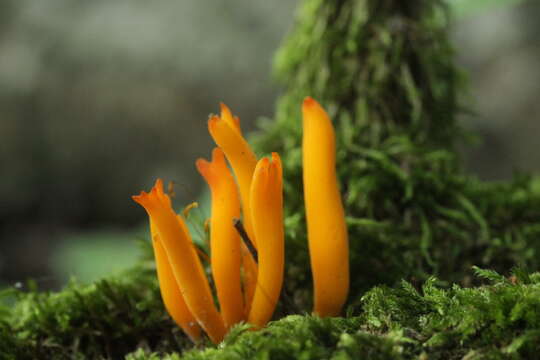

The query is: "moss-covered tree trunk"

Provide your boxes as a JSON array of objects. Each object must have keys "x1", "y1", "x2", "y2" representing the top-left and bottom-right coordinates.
[
  {"x1": 256, "y1": 0, "x2": 540, "y2": 306},
  {"x1": 268, "y1": 0, "x2": 461, "y2": 147}
]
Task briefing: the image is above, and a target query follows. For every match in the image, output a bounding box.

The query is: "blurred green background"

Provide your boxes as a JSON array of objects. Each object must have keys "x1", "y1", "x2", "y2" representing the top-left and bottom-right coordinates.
[{"x1": 0, "y1": 0, "x2": 539, "y2": 289}]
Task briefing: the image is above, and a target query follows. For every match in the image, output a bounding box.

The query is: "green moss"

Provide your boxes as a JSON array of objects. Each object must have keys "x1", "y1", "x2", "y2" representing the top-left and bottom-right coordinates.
[
  {"x1": 123, "y1": 268, "x2": 540, "y2": 359},
  {"x1": 2, "y1": 261, "x2": 194, "y2": 359},
  {"x1": 362, "y1": 267, "x2": 540, "y2": 359},
  {"x1": 4, "y1": 0, "x2": 540, "y2": 358}
]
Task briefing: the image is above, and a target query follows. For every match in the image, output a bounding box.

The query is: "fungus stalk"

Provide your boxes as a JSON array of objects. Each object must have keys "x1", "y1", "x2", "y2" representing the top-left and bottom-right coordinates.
[
  {"x1": 132, "y1": 181, "x2": 226, "y2": 343},
  {"x1": 150, "y1": 219, "x2": 201, "y2": 342},
  {"x1": 208, "y1": 104, "x2": 258, "y2": 244},
  {"x1": 247, "y1": 153, "x2": 284, "y2": 328},
  {"x1": 196, "y1": 148, "x2": 244, "y2": 329},
  {"x1": 207, "y1": 106, "x2": 259, "y2": 312},
  {"x1": 302, "y1": 97, "x2": 349, "y2": 317}
]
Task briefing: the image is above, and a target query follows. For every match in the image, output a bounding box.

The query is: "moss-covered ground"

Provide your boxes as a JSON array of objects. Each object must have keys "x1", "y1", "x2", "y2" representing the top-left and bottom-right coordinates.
[
  {"x1": 3, "y1": 0, "x2": 540, "y2": 358},
  {"x1": 5, "y1": 266, "x2": 540, "y2": 359}
]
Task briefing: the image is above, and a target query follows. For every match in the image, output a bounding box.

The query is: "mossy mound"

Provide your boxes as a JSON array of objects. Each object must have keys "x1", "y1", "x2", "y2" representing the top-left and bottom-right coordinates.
[
  {"x1": 0, "y1": 261, "x2": 194, "y2": 359},
  {"x1": 6, "y1": 267, "x2": 528, "y2": 359},
  {"x1": 4, "y1": 0, "x2": 540, "y2": 358}
]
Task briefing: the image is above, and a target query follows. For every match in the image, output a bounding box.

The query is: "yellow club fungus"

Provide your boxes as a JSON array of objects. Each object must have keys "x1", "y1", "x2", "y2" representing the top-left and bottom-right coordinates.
[
  {"x1": 247, "y1": 153, "x2": 284, "y2": 328},
  {"x1": 207, "y1": 105, "x2": 259, "y2": 313},
  {"x1": 196, "y1": 147, "x2": 244, "y2": 329},
  {"x1": 132, "y1": 99, "x2": 349, "y2": 343},
  {"x1": 302, "y1": 97, "x2": 349, "y2": 317},
  {"x1": 207, "y1": 105, "x2": 258, "y2": 245},
  {"x1": 150, "y1": 220, "x2": 201, "y2": 342},
  {"x1": 132, "y1": 180, "x2": 226, "y2": 343}
]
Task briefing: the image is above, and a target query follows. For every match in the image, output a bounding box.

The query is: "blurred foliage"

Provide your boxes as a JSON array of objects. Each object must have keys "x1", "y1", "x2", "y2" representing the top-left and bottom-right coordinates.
[
  {"x1": 450, "y1": 0, "x2": 527, "y2": 18},
  {"x1": 0, "y1": 0, "x2": 296, "y2": 285},
  {"x1": 453, "y1": 0, "x2": 540, "y2": 180},
  {"x1": 47, "y1": 191, "x2": 210, "y2": 286},
  {"x1": 0, "y1": 0, "x2": 295, "y2": 226},
  {"x1": 50, "y1": 231, "x2": 142, "y2": 284}
]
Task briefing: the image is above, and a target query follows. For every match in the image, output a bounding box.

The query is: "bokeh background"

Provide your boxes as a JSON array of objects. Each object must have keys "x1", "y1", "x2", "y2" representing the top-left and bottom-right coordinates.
[{"x1": 0, "y1": 0, "x2": 539, "y2": 290}]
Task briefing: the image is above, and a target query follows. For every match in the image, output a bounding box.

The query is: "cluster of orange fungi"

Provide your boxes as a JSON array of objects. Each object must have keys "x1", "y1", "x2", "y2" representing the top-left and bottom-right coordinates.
[{"x1": 133, "y1": 97, "x2": 349, "y2": 344}]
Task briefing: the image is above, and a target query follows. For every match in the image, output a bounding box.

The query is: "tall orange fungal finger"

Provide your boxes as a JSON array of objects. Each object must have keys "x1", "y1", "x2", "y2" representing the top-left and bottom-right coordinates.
[
  {"x1": 208, "y1": 113, "x2": 258, "y2": 247},
  {"x1": 302, "y1": 97, "x2": 349, "y2": 317},
  {"x1": 196, "y1": 148, "x2": 244, "y2": 329},
  {"x1": 247, "y1": 154, "x2": 284, "y2": 328},
  {"x1": 150, "y1": 221, "x2": 201, "y2": 342},
  {"x1": 133, "y1": 180, "x2": 226, "y2": 343}
]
